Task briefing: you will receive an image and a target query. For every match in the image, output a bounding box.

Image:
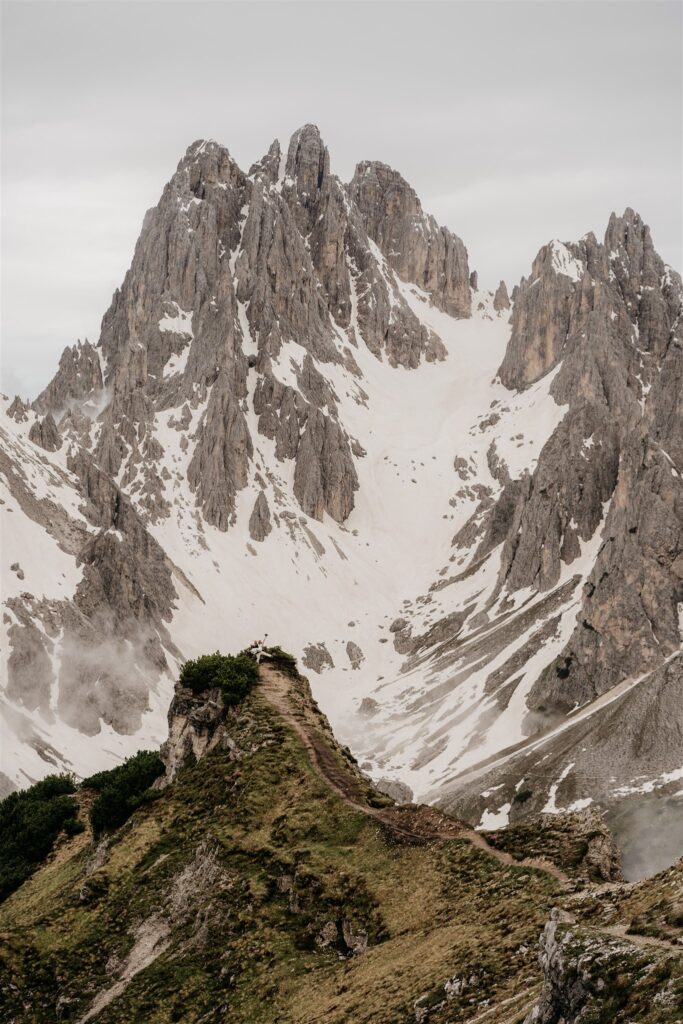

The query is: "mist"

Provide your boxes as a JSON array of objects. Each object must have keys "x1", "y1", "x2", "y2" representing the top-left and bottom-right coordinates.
[{"x1": 607, "y1": 795, "x2": 683, "y2": 881}]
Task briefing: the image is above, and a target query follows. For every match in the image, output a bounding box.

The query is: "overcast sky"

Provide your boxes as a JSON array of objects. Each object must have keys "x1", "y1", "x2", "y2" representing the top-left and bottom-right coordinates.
[{"x1": 2, "y1": 0, "x2": 681, "y2": 398}]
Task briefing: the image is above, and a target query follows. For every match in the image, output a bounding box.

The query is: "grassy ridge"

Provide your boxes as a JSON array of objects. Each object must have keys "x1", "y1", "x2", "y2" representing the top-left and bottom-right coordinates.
[{"x1": 0, "y1": 687, "x2": 558, "y2": 1023}]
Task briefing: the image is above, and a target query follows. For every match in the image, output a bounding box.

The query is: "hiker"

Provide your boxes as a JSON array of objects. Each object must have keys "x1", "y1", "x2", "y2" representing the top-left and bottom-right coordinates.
[{"x1": 250, "y1": 637, "x2": 269, "y2": 664}]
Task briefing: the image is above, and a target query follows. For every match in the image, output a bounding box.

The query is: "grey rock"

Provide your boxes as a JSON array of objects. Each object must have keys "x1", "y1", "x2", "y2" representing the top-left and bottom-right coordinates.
[
  {"x1": 349, "y1": 160, "x2": 471, "y2": 319},
  {"x1": 498, "y1": 239, "x2": 587, "y2": 390},
  {"x1": 6, "y1": 619, "x2": 53, "y2": 712},
  {"x1": 358, "y1": 697, "x2": 379, "y2": 717},
  {"x1": 493, "y1": 280, "x2": 510, "y2": 311},
  {"x1": 293, "y1": 408, "x2": 359, "y2": 522},
  {"x1": 159, "y1": 685, "x2": 237, "y2": 785},
  {"x1": 187, "y1": 381, "x2": 252, "y2": 530},
  {"x1": 33, "y1": 339, "x2": 103, "y2": 416},
  {"x1": 302, "y1": 642, "x2": 334, "y2": 673},
  {"x1": 29, "y1": 413, "x2": 62, "y2": 452},
  {"x1": 249, "y1": 491, "x2": 272, "y2": 542},
  {"x1": 485, "y1": 211, "x2": 683, "y2": 714},
  {"x1": 375, "y1": 777, "x2": 414, "y2": 804},
  {"x1": 345, "y1": 640, "x2": 364, "y2": 669},
  {"x1": 7, "y1": 396, "x2": 29, "y2": 422}
]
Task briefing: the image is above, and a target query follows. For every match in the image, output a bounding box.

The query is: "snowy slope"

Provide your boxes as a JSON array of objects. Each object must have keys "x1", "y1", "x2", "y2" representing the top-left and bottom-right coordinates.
[
  {"x1": 2, "y1": 282, "x2": 581, "y2": 799},
  {"x1": 2, "y1": 130, "x2": 680, "y2": 826}
]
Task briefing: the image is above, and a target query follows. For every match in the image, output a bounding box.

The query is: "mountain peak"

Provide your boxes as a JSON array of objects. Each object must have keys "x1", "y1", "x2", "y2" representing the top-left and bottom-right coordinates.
[
  {"x1": 285, "y1": 122, "x2": 330, "y2": 190},
  {"x1": 1, "y1": 127, "x2": 681, "y2": 876}
]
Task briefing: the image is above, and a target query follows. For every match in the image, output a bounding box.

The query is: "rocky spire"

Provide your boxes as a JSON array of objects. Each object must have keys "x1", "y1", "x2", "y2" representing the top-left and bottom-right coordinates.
[
  {"x1": 493, "y1": 280, "x2": 510, "y2": 311},
  {"x1": 7, "y1": 396, "x2": 29, "y2": 422},
  {"x1": 484, "y1": 210, "x2": 683, "y2": 710},
  {"x1": 28, "y1": 412, "x2": 61, "y2": 452},
  {"x1": 33, "y1": 339, "x2": 103, "y2": 416},
  {"x1": 349, "y1": 160, "x2": 471, "y2": 318}
]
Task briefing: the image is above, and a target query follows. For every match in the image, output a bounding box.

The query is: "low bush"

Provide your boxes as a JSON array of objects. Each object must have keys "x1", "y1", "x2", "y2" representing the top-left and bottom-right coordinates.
[
  {"x1": 0, "y1": 774, "x2": 79, "y2": 901},
  {"x1": 83, "y1": 750, "x2": 164, "y2": 838},
  {"x1": 264, "y1": 646, "x2": 301, "y2": 679},
  {"x1": 179, "y1": 652, "x2": 259, "y2": 704}
]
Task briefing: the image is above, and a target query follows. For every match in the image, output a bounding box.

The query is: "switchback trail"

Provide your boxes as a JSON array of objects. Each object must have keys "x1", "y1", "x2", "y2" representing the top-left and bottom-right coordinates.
[{"x1": 258, "y1": 664, "x2": 569, "y2": 885}]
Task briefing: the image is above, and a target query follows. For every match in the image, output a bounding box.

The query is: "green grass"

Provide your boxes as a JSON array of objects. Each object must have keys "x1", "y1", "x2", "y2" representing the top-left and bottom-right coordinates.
[
  {"x1": 5, "y1": 667, "x2": 678, "y2": 1023},
  {"x1": 0, "y1": 688, "x2": 564, "y2": 1023}
]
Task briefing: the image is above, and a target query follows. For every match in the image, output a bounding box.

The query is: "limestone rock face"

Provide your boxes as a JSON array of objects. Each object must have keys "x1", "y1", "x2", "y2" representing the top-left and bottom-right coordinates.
[
  {"x1": 7, "y1": 396, "x2": 29, "y2": 422},
  {"x1": 159, "y1": 685, "x2": 237, "y2": 784},
  {"x1": 28, "y1": 413, "x2": 61, "y2": 452},
  {"x1": 493, "y1": 280, "x2": 510, "y2": 311},
  {"x1": 248, "y1": 491, "x2": 272, "y2": 541},
  {"x1": 472, "y1": 213, "x2": 683, "y2": 713},
  {"x1": 74, "y1": 125, "x2": 453, "y2": 531},
  {"x1": 349, "y1": 160, "x2": 471, "y2": 319},
  {"x1": 345, "y1": 640, "x2": 364, "y2": 670},
  {"x1": 498, "y1": 239, "x2": 589, "y2": 390},
  {"x1": 33, "y1": 339, "x2": 103, "y2": 415},
  {"x1": 293, "y1": 409, "x2": 358, "y2": 523},
  {"x1": 187, "y1": 382, "x2": 252, "y2": 531}
]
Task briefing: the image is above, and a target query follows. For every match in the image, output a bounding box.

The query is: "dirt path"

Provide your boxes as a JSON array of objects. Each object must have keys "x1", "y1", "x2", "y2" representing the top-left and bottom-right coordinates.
[
  {"x1": 601, "y1": 923, "x2": 681, "y2": 953},
  {"x1": 259, "y1": 665, "x2": 568, "y2": 884}
]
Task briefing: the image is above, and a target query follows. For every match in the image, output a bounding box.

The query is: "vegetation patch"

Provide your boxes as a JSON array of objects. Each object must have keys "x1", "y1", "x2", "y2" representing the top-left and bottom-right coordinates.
[
  {"x1": 0, "y1": 775, "x2": 81, "y2": 902},
  {"x1": 180, "y1": 651, "x2": 259, "y2": 703},
  {"x1": 263, "y1": 646, "x2": 302, "y2": 679},
  {"x1": 83, "y1": 750, "x2": 164, "y2": 838}
]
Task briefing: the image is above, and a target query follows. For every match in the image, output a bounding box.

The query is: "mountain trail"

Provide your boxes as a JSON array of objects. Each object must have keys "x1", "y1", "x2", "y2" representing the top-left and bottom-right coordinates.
[
  {"x1": 600, "y1": 922, "x2": 681, "y2": 953},
  {"x1": 258, "y1": 664, "x2": 569, "y2": 885}
]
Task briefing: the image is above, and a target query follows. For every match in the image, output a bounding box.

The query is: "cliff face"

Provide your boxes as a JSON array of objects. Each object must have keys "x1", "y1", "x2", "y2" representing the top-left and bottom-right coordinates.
[
  {"x1": 526, "y1": 905, "x2": 683, "y2": 1024},
  {"x1": 158, "y1": 685, "x2": 235, "y2": 784}
]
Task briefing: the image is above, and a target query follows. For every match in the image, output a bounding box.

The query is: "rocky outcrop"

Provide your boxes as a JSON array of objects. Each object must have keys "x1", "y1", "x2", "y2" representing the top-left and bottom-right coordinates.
[
  {"x1": 302, "y1": 642, "x2": 334, "y2": 673},
  {"x1": 345, "y1": 640, "x2": 364, "y2": 670},
  {"x1": 525, "y1": 908, "x2": 675, "y2": 1024},
  {"x1": 7, "y1": 396, "x2": 29, "y2": 422},
  {"x1": 498, "y1": 239, "x2": 588, "y2": 390},
  {"x1": 187, "y1": 382, "x2": 252, "y2": 530},
  {"x1": 493, "y1": 280, "x2": 510, "y2": 311},
  {"x1": 249, "y1": 491, "x2": 272, "y2": 541},
  {"x1": 524, "y1": 910, "x2": 586, "y2": 1024},
  {"x1": 158, "y1": 685, "x2": 239, "y2": 784},
  {"x1": 293, "y1": 409, "x2": 358, "y2": 522},
  {"x1": 491, "y1": 212, "x2": 683, "y2": 704},
  {"x1": 28, "y1": 413, "x2": 61, "y2": 452},
  {"x1": 375, "y1": 777, "x2": 414, "y2": 804},
  {"x1": 349, "y1": 160, "x2": 471, "y2": 319},
  {"x1": 33, "y1": 339, "x2": 103, "y2": 415},
  {"x1": 482, "y1": 809, "x2": 623, "y2": 882}
]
